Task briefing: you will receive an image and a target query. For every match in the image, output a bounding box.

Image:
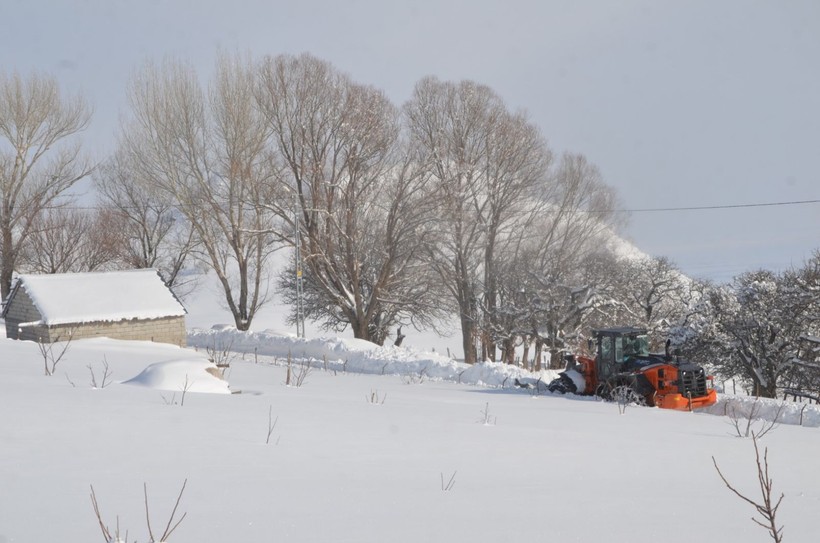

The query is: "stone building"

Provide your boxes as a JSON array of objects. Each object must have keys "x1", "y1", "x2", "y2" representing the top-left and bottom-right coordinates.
[{"x1": 1, "y1": 269, "x2": 187, "y2": 346}]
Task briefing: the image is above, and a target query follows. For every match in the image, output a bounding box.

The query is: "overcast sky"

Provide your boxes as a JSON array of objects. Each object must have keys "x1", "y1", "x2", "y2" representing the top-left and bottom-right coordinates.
[{"x1": 2, "y1": 0, "x2": 818, "y2": 283}]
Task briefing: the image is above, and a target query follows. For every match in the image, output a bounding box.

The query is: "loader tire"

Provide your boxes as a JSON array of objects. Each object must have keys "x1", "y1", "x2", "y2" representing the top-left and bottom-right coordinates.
[
  {"x1": 547, "y1": 374, "x2": 577, "y2": 394},
  {"x1": 595, "y1": 382, "x2": 613, "y2": 401},
  {"x1": 610, "y1": 385, "x2": 647, "y2": 406}
]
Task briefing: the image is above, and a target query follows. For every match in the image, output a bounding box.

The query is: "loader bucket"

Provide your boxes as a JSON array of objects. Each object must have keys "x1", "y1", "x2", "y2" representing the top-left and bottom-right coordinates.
[{"x1": 655, "y1": 388, "x2": 718, "y2": 411}]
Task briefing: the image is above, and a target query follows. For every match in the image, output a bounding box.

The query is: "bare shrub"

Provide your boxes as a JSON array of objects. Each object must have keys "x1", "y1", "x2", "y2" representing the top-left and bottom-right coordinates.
[
  {"x1": 712, "y1": 436, "x2": 784, "y2": 542},
  {"x1": 90, "y1": 485, "x2": 128, "y2": 543},
  {"x1": 179, "y1": 374, "x2": 191, "y2": 407},
  {"x1": 159, "y1": 376, "x2": 191, "y2": 407},
  {"x1": 266, "y1": 405, "x2": 279, "y2": 445},
  {"x1": 366, "y1": 389, "x2": 387, "y2": 405},
  {"x1": 206, "y1": 337, "x2": 236, "y2": 371},
  {"x1": 293, "y1": 361, "x2": 311, "y2": 387},
  {"x1": 285, "y1": 352, "x2": 312, "y2": 388},
  {"x1": 37, "y1": 331, "x2": 73, "y2": 376},
  {"x1": 726, "y1": 398, "x2": 784, "y2": 438},
  {"x1": 88, "y1": 357, "x2": 113, "y2": 389},
  {"x1": 90, "y1": 479, "x2": 188, "y2": 542},
  {"x1": 478, "y1": 402, "x2": 496, "y2": 426},
  {"x1": 441, "y1": 471, "x2": 457, "y2": 492},
  {"x1": 401, "y1": 367, "x2": 426, "y2": 385},
  {"x1": 144, "y1": 481, "x2": 188, "y2": 542}
]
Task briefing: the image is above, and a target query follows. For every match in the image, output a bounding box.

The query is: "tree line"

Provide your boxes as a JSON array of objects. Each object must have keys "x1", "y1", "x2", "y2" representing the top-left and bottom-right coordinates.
[{"x1": 1, "y1": 55, "x2": 817, "y2": 395}]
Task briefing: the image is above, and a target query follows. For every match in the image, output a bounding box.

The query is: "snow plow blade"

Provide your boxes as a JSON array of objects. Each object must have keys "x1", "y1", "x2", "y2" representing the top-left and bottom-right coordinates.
[{"x1": 655, "y1": 389, "x2": 718, "y2": 411}]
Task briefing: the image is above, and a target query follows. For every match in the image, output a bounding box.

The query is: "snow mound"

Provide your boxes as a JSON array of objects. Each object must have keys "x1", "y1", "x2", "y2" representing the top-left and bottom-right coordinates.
[
  {"x1": 187, "y1": 326, "x2": 560, "y2": 387},
  {"x1": 123, "y1": 359, "x2": 231, "y2": 394}
]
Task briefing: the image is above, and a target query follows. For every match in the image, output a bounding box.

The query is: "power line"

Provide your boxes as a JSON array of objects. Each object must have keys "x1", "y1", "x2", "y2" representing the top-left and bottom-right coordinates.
[
  {"x1": 30, "y1": 197, "x2": 820, "y2": 214},
  {"x1": 612, "y1": 198, "x2": 820, "y2": 214}
]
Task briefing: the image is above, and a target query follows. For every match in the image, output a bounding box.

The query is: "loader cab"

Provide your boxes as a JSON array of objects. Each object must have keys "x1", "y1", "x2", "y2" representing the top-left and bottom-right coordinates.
[{"x1": 594, "y1": 327, "x2": 651, "y2": 382}]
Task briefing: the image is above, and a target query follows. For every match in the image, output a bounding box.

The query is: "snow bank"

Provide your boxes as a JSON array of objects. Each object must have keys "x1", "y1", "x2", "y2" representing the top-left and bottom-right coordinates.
[
  {"x1": 188, "y1": 326, "x2": 559, "y2": 387},
  {"x1": 187, "y1": 326, "x2": 820, "y2": 428},
  {"x1": 122, "y1": 359, "x2": 231, "y2": 394},
  {"x1": 703, "y1": 394, "x2": 820, "y2": 428}
]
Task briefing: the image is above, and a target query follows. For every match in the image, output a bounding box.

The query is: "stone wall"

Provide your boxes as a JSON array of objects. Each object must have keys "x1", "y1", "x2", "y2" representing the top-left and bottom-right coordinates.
[
  {"x1": 4, "y1": 289, "x2": 44, "y2": 341},
  {"x1": 4, "y1": 284, "x2": 186, "y2": 346},
  {"x1": 44, "y1": 316, "x2": 187, "y2": 347}
]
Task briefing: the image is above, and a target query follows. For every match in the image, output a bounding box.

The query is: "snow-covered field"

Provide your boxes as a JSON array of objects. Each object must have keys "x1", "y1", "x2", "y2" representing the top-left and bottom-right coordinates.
[{"x1": 2, "y1": 323, "x2": 820, "y2": 542}]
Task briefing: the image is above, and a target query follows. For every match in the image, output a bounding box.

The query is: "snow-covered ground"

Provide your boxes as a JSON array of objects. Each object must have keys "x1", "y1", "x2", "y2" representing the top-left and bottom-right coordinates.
[{"x1": 2, "y1": 322, "x2": 820, "y2": 542}]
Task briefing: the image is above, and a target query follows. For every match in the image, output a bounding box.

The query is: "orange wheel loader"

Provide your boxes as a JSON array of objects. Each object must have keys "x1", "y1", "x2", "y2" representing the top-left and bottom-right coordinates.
[{"x1": 547, "y1": 327, "x2": 718, "y2": 410}]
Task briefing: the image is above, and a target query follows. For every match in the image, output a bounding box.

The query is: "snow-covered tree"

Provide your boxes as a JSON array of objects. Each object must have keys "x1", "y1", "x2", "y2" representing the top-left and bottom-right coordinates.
[
  {"x1": 620, "y1": 256, "x2": 689, "y2": 338},
  {"x1": 580, "y1": 254, "x2": 696, "y2": 350},
  {"x1": 682, "y1": 253, "x2": 820, "y2": 398}
]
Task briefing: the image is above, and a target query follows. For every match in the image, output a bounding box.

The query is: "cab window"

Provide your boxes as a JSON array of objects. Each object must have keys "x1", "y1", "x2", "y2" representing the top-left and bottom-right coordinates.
[
  {"x1": 615, "y1": 336, "x2": 624, "y2": 363},
  {"x1": 600, "y1": 336, "x2": 612, "y2": 363},
  {"x1": 598, "y1": 336, "x2": 615, "y2": 379}
]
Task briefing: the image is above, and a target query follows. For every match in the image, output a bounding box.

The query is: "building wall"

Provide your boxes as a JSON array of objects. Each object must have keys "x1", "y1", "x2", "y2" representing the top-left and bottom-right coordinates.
[
  {"x1": 3, "y1": 289, "x2": 45, "y2": 341},
  {"x1": 44, "y1": 316, "x2": 187, "y2": 347},
  {"x1": 4, "y1": 284, "x2": 187, "y2": 346}
]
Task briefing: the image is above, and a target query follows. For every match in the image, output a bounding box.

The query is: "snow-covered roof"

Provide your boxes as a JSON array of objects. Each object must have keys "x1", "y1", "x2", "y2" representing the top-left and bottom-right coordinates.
[{"x1": 10, "y1": 269, "x2": 186, "y2": 325}]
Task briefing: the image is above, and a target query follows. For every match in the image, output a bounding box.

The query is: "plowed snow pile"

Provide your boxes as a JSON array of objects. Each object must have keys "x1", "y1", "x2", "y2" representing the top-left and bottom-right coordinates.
[{"x1": 187, "y1": 325, "x2": 561, "y2": 387}]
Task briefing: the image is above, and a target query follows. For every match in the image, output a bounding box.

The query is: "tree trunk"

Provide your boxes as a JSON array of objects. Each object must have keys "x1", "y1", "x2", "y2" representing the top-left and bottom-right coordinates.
[
  {"x1": 460, "y1": 312, "x2": 477, "y2": 365},
  {"x1": 1, "y1": 263, "x2": 12, "y2": 301},
  {"x1": 483, "y1": 237, "x2": 497, "y2": 362},
  {"x1": 1, "y1": 225, "x2": 15, "y2": 300},
  {"x1": 549, "y1": 348, "x2": 563, "y2": 370},
  {"x1": 521, "y1": 340, "x2": 530, "y2": 371},
  {"x1": 394, "y1": 326, "x2": 405, "y2": 347},
  {"x1": 503, "y1": 337, "x2": 516, "y2": 365}
]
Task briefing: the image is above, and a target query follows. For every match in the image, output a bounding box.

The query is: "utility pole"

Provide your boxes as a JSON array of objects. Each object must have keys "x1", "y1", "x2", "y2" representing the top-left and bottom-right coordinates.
[{"x1": 294, "y1": 195, "x2": 305, "y2": 338}]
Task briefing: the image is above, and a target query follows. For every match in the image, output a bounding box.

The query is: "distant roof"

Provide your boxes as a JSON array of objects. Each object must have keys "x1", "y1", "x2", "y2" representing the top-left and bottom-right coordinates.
[{"x1": 9, "y1": 270, "x2": 186, "y2": 325}]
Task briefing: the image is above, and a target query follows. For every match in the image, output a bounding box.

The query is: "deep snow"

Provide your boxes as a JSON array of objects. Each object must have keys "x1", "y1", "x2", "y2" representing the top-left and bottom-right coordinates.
[{"x1": 2, "y1": 326, "x2": 820, "y2": 542}]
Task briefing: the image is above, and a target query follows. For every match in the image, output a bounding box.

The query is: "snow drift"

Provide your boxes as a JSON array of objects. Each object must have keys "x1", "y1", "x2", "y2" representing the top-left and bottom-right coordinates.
[
  {"x1": 122, "y1": 358, "x2": 231, "y2": 394},
  {"x1": 188, "y1": 325, "x2": 560, "y2": 387}
]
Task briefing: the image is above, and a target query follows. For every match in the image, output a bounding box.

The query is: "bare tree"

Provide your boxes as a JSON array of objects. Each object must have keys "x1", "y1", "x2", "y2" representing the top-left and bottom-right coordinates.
[
  {"x1": 19, "y1": 207, "x2": 119, "y2": 274},
  {"x1": 121, "y1": 54, "x2": 282, "y2": 329},
  {"x1": 406, "y1": 84, "x2": 619, "y2": 365},
  {"x1": 477, "y1": 106, "x2": 553, "y2": 361},
  {"x1": 404, "y1": 77, "x2": 553, "y2": 363},
  {"x1": 95, "y1": 150, "x2": 200, "y2": 298},
  {"x1": 0, "y1": 71, "x2": 92, "y2": 299},
  {"x1": 504, "y1": 153, "x2": 622, "y2": 367},
  {"x1": 257, "y1": 54, "x2": 446, "y2": 344}
]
